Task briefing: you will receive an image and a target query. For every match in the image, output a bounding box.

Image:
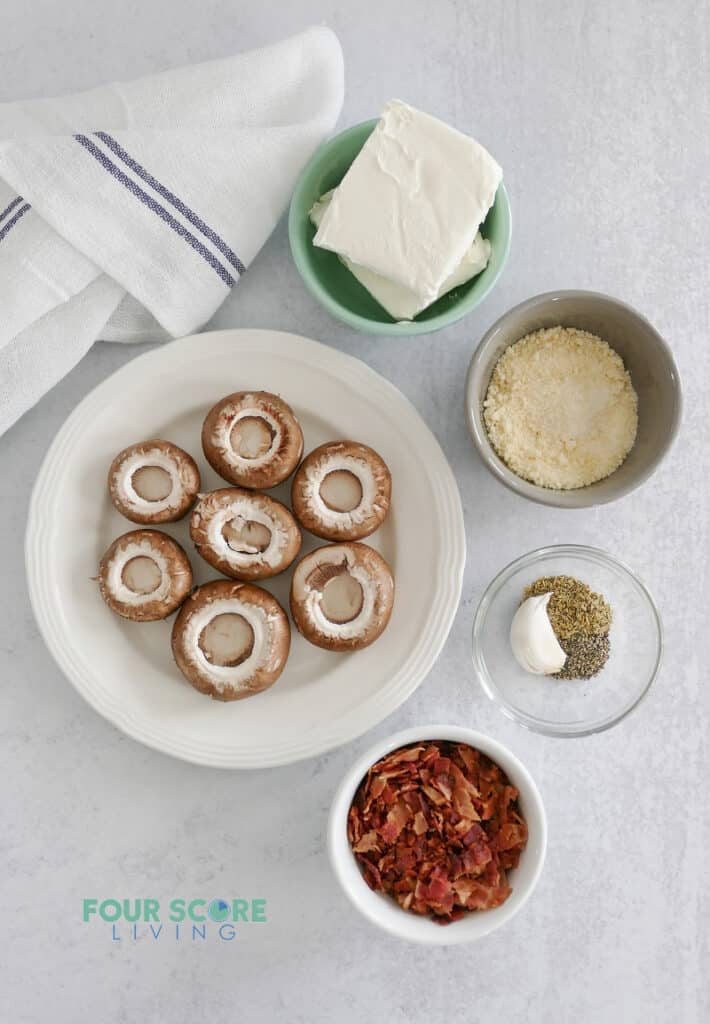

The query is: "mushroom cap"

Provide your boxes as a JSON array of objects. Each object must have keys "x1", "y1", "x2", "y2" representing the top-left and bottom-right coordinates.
[
  {"x1": 291, "y1": 441, "x2": 392, "y2": 541},
  {"x1": 171, "y1": 579, "x2": 291, "y2": 701},
  {"x1": 202, "y1": 391, "x2": 304, "y2": 490},
  {"x1": 98, "y1": 529, "x2": 193, "y2": 621},
  {"x1": 108, "y1": 439, "x2": 200, "y2": 524},
  {"x1": 190, "y1": 487, "x2": 302, "y2": 580},
  {"x1": 290, "y1": 542, "x2": 395, "y2": 652}
]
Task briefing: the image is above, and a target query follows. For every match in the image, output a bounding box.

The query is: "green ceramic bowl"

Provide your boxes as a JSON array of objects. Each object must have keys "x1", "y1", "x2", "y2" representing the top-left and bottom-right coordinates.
[{"x1": 288, "y1": 119, "x2": 512, "y2": 336}]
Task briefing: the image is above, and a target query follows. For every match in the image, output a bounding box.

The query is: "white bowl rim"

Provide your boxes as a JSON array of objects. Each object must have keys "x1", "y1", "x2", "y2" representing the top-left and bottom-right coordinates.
[
  {"x1": 464, "y1": 288, "x2": 683, "y2": 508},
  {"x1": 471, "y1": 543, "x2": 664, "y2": 737},
  {"x1": 327, "y1": 723, "x2": 547, "y2": 945}
]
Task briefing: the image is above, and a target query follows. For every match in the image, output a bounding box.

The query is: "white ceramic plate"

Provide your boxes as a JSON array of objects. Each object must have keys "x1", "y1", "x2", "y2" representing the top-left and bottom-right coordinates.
[{"x1": 26, "y1": 330, "x2": 465, "y2": 768}]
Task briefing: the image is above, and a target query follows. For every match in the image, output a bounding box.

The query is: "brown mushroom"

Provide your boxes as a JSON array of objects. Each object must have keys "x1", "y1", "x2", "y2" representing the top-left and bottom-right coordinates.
[
  {"x1": 202, "y1": 391, "x2": 303, "y2": 489},
  {"x1": 190, "y1": 487, "x2": 301, "y2": 581},
  {"x1": 98, "y1": 529, "x2": 193, "y2": 621},
  {"x1": 291, "y1": 441, "x2": 391, "y2": 541},
  {"x1": 108, "y1": 440, "x2": 200, "y2": 524},
  {"x1": 171, "y1": 579, "x2": 291, "y2": 700},
  {"x1": 290, "y1": 542, "x2": 394, "y2": 652}
]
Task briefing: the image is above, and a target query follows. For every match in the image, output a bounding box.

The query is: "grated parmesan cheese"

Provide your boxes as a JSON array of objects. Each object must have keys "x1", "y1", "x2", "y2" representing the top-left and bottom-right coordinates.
[{"x1": 483, "y1": 326, "x2": 638, "y2": 489}]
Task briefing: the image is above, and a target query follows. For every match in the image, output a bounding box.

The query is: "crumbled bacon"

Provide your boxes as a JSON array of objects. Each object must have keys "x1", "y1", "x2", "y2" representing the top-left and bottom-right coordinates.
[{"x1": 347, "y1": 741, "x2": 528, "y2": 925}]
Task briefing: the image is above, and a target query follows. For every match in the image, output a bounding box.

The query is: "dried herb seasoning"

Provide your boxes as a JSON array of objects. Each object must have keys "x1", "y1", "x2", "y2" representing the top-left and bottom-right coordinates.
[{"x1": 523, "y1": 575, "x2": 612, "y2": 639}]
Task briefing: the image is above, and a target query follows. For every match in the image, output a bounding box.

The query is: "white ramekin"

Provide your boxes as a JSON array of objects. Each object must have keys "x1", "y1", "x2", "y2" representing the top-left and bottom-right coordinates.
[{"x1": 327, "y1": 724, "x2": 547, "y2": 944}]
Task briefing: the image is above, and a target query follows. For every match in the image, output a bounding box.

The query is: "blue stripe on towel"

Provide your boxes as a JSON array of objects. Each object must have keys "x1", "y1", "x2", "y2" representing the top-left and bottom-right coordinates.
[
  {"x1": 73, "y1": 133, "x2": 235, "y2": 288},
  {"x1": 0, "y1": 201, "x2": 30, "y2": 243},
  {"x1": 94, "y1": 132, "x2": 246, "y2": 276},
  {"x1": 0, "y1": 195, "x2": 25, "y2": 226}
]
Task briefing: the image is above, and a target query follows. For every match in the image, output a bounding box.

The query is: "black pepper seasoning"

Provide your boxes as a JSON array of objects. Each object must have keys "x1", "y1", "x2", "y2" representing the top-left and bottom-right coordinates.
[{"x1": 553, "y1": 633, "x2": 611, "y2": 680}]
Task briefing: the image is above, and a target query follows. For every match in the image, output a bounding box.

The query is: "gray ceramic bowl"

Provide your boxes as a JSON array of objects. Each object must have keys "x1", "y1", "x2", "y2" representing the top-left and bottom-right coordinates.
[{"x1": 465, "y1": 290, "x2": 682, "y2": 508}]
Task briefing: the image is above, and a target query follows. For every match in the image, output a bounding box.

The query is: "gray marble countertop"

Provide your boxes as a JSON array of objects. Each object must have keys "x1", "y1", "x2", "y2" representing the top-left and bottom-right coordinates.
[{"x1": 1, "y1": 2, "x2": 708, "y2": 1021}]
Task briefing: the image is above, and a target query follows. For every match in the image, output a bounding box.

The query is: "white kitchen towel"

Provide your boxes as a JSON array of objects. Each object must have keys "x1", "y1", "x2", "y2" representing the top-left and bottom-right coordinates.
[{"x1": 0, "y1": 27, "x2": 344, "y2": 435}]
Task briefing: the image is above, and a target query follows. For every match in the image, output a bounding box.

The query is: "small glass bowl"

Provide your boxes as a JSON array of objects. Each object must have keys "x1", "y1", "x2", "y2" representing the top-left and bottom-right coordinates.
[{"x1": 471, "y1": 545, "x2": 662, "y2": 737}]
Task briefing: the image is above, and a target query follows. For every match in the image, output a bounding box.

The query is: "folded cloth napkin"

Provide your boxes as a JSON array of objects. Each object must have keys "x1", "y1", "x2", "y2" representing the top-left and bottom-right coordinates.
[{"x1": 0, "y1": 27, "x2": 344, "y2": 435}]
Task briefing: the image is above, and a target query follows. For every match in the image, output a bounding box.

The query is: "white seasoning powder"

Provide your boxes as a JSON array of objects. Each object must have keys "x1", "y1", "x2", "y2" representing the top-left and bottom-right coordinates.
[{"x1": 483, "y1": 327, "x2": 638, "y2": 489}]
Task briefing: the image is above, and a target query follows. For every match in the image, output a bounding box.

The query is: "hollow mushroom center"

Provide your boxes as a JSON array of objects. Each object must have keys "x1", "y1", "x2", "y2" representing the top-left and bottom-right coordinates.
[
  {"x1": 222, "y1": 517, "x2": 272, "y2": 554},
  {"x1": 320, "y1": 571, "x2": 364, "y2": 624},
  {"x1": 319, "y1": 470, "x2": 363, "y2": 513},
  {"x1": 131, "y1": 465, "x2": 172, "y2": 501},
  {"x1": 230, "y1": 416, "x2": 275, "y2": 460},
  {"x1": 121, "y1": 556, "x2": 162, "y2": 595},
  {"x1": 198, "y1": 613, "x2": 255, "y2": 666}
]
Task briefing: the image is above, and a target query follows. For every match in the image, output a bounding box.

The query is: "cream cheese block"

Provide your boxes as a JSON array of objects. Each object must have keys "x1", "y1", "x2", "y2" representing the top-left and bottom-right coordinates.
[
  {"x1": 313, "y1": 99, "x2": 502, "y2": 307},
  {"x1": 309, "y1": 190, "x2": 491, "y2": 320}
]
